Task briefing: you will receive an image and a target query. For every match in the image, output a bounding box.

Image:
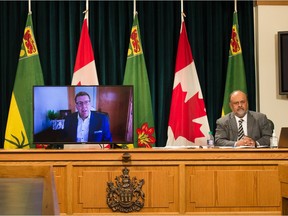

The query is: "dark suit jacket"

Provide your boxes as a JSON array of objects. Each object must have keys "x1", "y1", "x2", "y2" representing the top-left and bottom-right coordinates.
[
  {"x1": 215, "y1": 111, "x2": 272, "y2": 147},
  {"x1": 63, "y1": 111, "x2": 112, "y2": 142}
]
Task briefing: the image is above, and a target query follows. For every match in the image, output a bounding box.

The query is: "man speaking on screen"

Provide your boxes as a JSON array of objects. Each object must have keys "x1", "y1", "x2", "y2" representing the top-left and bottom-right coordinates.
[{"x1": 63, "y1": 91, "x2": 112, "y2": 143}]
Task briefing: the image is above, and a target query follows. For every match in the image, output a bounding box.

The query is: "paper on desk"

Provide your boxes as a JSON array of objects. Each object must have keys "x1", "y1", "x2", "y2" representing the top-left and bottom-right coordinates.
[
  {"x1": 219, "y1": 146, "x2": 255, "y2": 149},
  {"x1": 153, "y1": 146, "x2": 207, "y2": 149}
]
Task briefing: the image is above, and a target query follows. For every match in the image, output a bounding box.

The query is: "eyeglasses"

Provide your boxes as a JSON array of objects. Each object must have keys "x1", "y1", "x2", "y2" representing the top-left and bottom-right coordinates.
[
  {"x1": 231, "y1": 100, "x2": 246, "y2": 106},
  {"x1": 76, "y1": 100, "x2": 90, "y2": 106}
]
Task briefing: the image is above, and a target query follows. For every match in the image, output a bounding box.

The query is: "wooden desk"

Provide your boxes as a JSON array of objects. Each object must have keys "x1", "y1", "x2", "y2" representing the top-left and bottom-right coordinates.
[{"x1": 0, "y1": 148, "x2": 287, "y2": 215}]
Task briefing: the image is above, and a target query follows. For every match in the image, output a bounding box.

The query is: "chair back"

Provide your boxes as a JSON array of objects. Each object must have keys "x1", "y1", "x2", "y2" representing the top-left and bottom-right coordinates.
[{"x1": 268, "y1": 119, "x2": 274, "y2": 131}]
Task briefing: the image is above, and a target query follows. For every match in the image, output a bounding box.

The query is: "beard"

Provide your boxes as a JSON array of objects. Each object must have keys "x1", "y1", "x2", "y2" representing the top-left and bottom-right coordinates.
[{"x1": 236, "y1": 108, "x2": 246, "y2": 118}]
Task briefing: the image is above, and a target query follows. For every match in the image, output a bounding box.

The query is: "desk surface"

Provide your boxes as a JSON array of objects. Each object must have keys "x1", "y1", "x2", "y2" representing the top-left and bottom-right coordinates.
[{"x1": 1, "y1": 147, "x2": 288, "y2": 162}]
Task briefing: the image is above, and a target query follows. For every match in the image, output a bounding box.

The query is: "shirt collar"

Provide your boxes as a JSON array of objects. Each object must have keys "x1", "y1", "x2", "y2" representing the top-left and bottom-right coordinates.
[
  {"x1": 235, "y1": 113, "x2": 247, "y2": 122},
  {"x1": 77, "y1": 111, "x2": 91, "y2": 121}
]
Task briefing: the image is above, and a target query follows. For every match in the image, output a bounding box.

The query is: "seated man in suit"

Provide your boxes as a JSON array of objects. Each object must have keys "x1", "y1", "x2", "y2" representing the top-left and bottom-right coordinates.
[
  {"x1": 215, "y1": 90, "x2": 272, "y2": 147},
  {"x1": 63, "y1": 91, "x2": 112, "y2": 142}
]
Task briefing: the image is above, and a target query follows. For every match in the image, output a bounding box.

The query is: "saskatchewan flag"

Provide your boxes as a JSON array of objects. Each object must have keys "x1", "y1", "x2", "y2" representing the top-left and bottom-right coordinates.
[
  {"x1": 4, "y1": 13, "x2": 44, "y2": 149},
  {"x1": 222, "y1": 11, "x2": 247, "y2": 116},
  {"x1": 123, "y1": 14, "x2": 156, "y2": 148}
]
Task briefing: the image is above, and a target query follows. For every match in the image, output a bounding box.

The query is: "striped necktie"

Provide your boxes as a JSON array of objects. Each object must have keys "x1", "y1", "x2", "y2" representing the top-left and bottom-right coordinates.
[{"x1": 238, "y1": 119, "x2": 244, "y2": 140}]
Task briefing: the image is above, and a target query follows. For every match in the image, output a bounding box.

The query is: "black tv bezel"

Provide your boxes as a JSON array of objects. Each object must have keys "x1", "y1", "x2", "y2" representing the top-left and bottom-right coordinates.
[
  {"x1": 278, "y1": 31, "x2": 288, "y2": 95},
  {"x1": 32, "y1": 85, "x2": 134, "y2": 147}
]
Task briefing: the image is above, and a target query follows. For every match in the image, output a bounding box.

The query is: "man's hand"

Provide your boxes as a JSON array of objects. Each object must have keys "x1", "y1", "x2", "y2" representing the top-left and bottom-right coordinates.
[{"x1": 235, "y1": 136, "x2": 256, "y2": 147}]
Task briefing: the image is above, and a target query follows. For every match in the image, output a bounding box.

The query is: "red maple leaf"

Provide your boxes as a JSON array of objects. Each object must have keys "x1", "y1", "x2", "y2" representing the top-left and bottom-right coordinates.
[{"x1": 168, "y1": 84, "x2": 207, "y2": 143}]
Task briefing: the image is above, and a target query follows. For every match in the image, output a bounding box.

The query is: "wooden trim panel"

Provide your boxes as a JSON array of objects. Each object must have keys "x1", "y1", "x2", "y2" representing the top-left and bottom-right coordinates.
[{"x1": 255, "y1": 0, "x2": 288, "y2": 5}]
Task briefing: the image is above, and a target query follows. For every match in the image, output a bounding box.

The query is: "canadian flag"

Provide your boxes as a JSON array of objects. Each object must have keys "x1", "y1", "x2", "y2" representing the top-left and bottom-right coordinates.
[
  {"x1": 72, "y1": 12, "x2": 110, "y2": 148},
  {"x1": 72, "y1": 12, "x2": 98, "y2": 85},
  {"x1": 166, "y1": 20, "x2": 210, "y2": 147}
]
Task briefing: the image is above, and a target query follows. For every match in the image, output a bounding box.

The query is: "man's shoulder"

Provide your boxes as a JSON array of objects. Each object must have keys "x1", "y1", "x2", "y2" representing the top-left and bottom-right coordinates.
[
  {"x1": 247, "y1": 110, "x2": 266, "y2": 119},
  {"x1": 65, "y1": 112, "x2": 78, "y2": 119},
  {"x1": 91, "y1": 111, "x2": 109, "y2": 118},
  {"x1": 217, "y1": 113, "x2": 234, "y2": 122}
]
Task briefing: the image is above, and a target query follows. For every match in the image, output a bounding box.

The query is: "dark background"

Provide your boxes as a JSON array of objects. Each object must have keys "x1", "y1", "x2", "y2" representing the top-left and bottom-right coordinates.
[{"x1": 0, "y1": 0, "x2": 255, "y2": 148}]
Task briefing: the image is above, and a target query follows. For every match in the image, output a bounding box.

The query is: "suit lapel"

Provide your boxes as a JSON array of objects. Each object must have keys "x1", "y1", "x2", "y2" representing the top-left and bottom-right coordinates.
[
  {"x1": 71, "y1": 113, "x2": 78, "y2": 141},
  {"x1": 88, "y1": 111, "x2": 94, "y2": 141},
  {"x1": 229, "y1": 113, "x2": 239, "y2": 140},
  {"x1": 247, "y1": 111, "x2": 255, "y2": 137}
]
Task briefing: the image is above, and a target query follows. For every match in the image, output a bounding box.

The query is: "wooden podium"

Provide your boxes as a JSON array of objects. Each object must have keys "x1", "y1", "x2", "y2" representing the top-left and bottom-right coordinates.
[
  {"x1": 279, "y1": 164, "x2": 288, "y2": 215},
  {"x1": 0, "y1": 165, "x2": 59, "y2": 215},
  {"x1": 0, "y1": 148, "x2": 287, "y2": 215}
]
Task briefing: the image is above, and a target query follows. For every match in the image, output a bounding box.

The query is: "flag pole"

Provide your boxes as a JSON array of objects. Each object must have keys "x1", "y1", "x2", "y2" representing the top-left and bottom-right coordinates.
[
  {"x1": 234, "y1": 0, "x2": 237, "y2": 12},
  {"x1": 133, "y1": 0, "x2": 137, "y2": 17},
  {"x1": 181, "y1": 0, "x2": 183, "y2": 22},
  {"x1": 28, "y1": 0, "x2": 31, "y2": 14},
  {"x1": 84, "y1": 0, "x2": 89, "y2": 28},
  {"x1": 181, "y1": 0, "x2": 186, "y2": 23}
]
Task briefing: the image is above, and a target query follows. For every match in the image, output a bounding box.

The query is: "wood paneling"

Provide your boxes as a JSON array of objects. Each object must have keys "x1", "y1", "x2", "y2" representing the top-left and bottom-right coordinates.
[{"x1": 279, "y1": 164, "x2": 288, "y2": 215}]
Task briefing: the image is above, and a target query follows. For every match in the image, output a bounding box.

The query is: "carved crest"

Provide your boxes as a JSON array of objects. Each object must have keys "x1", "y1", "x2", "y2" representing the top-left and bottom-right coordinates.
[{"x1": 106, "y1": 167, "x2": 145, "y2": 212}]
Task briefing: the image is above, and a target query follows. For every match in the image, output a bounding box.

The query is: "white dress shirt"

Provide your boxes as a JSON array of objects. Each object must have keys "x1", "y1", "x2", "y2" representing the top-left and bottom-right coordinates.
[{"x1": 76, "y1": 112, "x2": 91, "y2": 142}]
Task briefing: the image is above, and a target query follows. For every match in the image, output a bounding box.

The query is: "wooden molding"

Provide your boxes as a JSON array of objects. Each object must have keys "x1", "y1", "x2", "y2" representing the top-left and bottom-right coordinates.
[{"x1": 255, "y1": 0, "x2": 288, "y2": 5}]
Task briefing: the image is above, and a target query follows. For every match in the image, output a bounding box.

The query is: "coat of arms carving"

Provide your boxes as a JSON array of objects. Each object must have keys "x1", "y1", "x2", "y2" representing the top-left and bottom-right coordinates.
[{"x1": 106, "y1": 167, "x2": 145, "y2": 212}]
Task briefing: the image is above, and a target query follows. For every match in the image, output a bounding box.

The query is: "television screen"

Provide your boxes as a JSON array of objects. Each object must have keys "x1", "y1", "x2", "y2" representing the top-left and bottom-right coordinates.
[
  {"x1": 278, "y1": 31, "x2": 288, "y2": 95},
  {"x1": 33, "y1": 86, "x2": 133, "y2": 147}
]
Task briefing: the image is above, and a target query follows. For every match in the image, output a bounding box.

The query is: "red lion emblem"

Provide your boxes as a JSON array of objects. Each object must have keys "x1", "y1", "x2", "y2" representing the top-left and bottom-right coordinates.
[
  {"x1": 230, "y1": 26, "x2": 241, "y2": 54},
  {"x1": 24, "y1": 29, "x2": 37, "y2": 54},
  {"x1": 130, "y1": 28, "x2": 141, "y2": 54}
]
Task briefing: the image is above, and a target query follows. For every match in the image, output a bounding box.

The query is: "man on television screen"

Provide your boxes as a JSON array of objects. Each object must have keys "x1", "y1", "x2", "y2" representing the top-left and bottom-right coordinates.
[{"x1": 63, "y1": 91, "x2": 112, "y2": 143}]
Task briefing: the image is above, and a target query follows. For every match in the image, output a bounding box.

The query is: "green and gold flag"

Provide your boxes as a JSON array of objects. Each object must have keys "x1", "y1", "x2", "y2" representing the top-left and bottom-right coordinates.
[
  {"x1": 123, "y1": 14, "x2": 156, "y2": 148},
  {"x1": 222, "y1": 11, "x2": 247, "y2": 116},
  {"x1": 4, "y1": 13, "x2": 44, "y2": 149}
]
